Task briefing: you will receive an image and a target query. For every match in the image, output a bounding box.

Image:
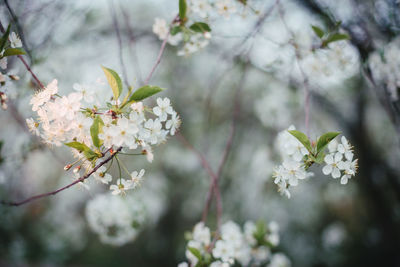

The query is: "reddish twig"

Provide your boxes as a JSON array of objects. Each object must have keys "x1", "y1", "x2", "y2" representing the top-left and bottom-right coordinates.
[
  {"x1": 144, "y1": 15, "x2": 179, "y2": 85},
  {"x1": 1, "y1": 147, "x2": 121, "y2": 206},
  {"x1": 17, "y1": 54, "x2": 45, "y2": 90},
  {"x1": 203, "y1": 62, "x2": 248, "y2": 227}
]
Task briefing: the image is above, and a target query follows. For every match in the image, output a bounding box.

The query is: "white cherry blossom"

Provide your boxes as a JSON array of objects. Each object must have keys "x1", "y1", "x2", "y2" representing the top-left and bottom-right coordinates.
[{"x1": 323, "y1": 153, "x2": 343, "y2": 179}]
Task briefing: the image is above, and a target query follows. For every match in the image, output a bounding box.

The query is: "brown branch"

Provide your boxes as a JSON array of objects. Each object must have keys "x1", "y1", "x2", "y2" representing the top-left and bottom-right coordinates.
[
  {"x1": 203, "y1": 62, "x2": 248, "y2": 226},
  {"x1": 1, "y1": 147, "x2": 121, "y2": 206}
]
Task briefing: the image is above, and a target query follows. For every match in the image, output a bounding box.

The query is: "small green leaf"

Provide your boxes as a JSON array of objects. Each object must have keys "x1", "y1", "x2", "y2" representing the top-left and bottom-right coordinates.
[
  {"x1": 171, "y1": 26, "x2": 182, "y2": 36},
  {"x1": 315, "y1": 151, "x2": 326, "y2": 164},
  {"x1": 90, "y1": 116, "x2": 104, "y2": 148},
  {"x1": 0, "y1": 24, "x2": 11, "y2": 52},
  {"x1": 188, "y1": 247, "x2": 202, "y2": 260},
  {"x1": 101, "y1": 66, "x2": 123, "y2": 100},
  {"x1": 326, "y1": 33, "x2": 349, "y2": 43},
  {"x1": 288, "y1": 130, "x2": 312, "y2": 152},
  {"x1": 311, "y1": 25, "x2": 324, "y2": 39},
  {"x1": 127, "y1": 85, "x2": 163, "y2": 103},
  {"x1": 316, "y1": 132, "x2": 340, "y2": 154},
  {"x1": 65, "y1": 141, "x2": 91, "y2": 153},
  {"x1": 3, "y1": 48, "x2": 26, "y2": 57},
  {"x1": 179, "y1": 0, "x2": 187, "y2": 20},
  {"x1": 84, "y1": 150, "x2": 99, "y2": 161},
  {"x1": 189, "y1": 22, "x2": 211, "y2": 33}
]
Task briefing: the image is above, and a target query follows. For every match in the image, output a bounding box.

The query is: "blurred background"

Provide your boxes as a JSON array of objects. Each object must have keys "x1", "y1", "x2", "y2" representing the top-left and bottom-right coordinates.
[{"x1": 0, "y1": 0, "x2": 400, "y2": 266}]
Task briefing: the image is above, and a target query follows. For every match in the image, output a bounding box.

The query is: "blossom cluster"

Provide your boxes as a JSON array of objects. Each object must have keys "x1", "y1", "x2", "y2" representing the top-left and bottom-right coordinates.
[
  {"x1": 152, "y1": 0, "x2": 249, "y2": 57},
  {"x1": 26, "y1": 67, "x2": 180, "y2": 194},
  {"x1": 273, "y1": 126, "x2": 358, "y2": 198},
  {"x1": 153, "y1": 17, "x2": 211, "y2": 57},
  {"x1": 274, "y1": 126, "x2": 314, "y2": 198},
  {"x1": 85, "y1": 193, "x2": 146, "y2": 246},
  {"x1": 300, "y1": 42, "x2": 359, "y2": 89},
  {"x1": 369, "y1": 37, "x2": 400, "y2": 101},
  {"x1": 178, "y1": 220, "x2": 290, "y2": 267},
  {"x1": 322, "y1": 136, "x2": 358, "y2": 185}
]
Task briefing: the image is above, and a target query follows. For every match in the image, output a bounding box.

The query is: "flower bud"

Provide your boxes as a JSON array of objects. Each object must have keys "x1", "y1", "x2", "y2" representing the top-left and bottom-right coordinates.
[{"x1": 64, "y1": 164, "x2": 72, "y2": 171}]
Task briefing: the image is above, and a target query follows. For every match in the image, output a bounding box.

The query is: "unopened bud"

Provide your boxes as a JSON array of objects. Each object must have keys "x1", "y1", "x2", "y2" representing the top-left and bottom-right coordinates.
[
  {"x1": 64, "y1": 164, "x2": 72, "y2": 171},
  {"x1": 73, "y1": 166, "x2": 81, "y2": 173},
  {"x1": 9, "y1": 75, "x2": 20, "y2": 81}
]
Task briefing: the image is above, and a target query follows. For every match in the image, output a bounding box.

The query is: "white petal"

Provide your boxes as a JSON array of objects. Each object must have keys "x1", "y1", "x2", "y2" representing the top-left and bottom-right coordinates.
[
  {"x1": 345, "y1": 151, "x2": 354, "y2": 160},
  {"x1": 334, "y1": 152, "x2": 343, "y2": 162},
  {"x1": 324, "y1": 154, "x2": 334, "y2": 164},
  {"x1": 332, "y1": 168, "x2": 341, "y2": 178},
  {"x1": 322, "y1": 164, "x2": 333, "y2": 175}
]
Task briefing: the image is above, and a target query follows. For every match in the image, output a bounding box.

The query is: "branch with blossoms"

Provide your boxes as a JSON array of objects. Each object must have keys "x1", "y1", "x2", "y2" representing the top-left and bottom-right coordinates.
[{"x1": 0, "y1": 15, "x2": 181, "y2": 206}]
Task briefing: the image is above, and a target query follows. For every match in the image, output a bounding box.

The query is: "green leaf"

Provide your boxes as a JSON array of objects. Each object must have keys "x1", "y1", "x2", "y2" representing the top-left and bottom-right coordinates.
[
  {"x1": 311, "y1": 25, "x2": 324, "y2": 39},
  {"x1": 179, "y1": 0, "x2": 187, "y2": 20},
  {"x1": 189, "y1": 22, "x2": 211, "y2": 33},
  {"x1": 326, "y1": 33, "x2": 349, "y2": 44},
  {"x1": 315, "y1": 151, "x2": 326, "y2": 164},
  {"x1": 90, "y1": 116, "x2": 104, "y2": 148},
  {"x1": 0, "y1": 24, "x2": 11, "y2": 52},
  {"x1": 101, "y1": 66, "x2": 123, "y2": 100},
  {"x1": 127, "y1": 85, "x2": 163, "y2": 103},
  {"x1": 288, "y1": 130, "x2": 312, "y2": 152},
  {"x1": 316, "y1": 132, "x2": 340, "y2": 154},
  {"x1": 84, "y1": 150, "x2": 99, "y2": 161},
  {"x1": 188, "y1": 247, "x2": 202, "y2": 260},
  {"x1": 65, "y1": 141, "x2": 91, "y2": 153},
  {"x1": 171, "y1": 26, "x2": 182, "y2": 36},
  {"x1": 3, "y1": 48, "x2": 26, "y2": 57}
]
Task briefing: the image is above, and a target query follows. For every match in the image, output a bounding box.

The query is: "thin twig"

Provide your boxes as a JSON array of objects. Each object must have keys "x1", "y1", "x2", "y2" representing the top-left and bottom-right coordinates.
[
  {"x1": 1, "y1": 147, "x2": 121, "y2": 206},
  {"x1": 175, "y1": 132, "x2": 221, "y2": 226},
  {"x1": 144, "y1": 15, "x2": 179, "y2": 85},
  {"x1": 202, "y1": 62, "x2": 248, "y2": 228}
]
